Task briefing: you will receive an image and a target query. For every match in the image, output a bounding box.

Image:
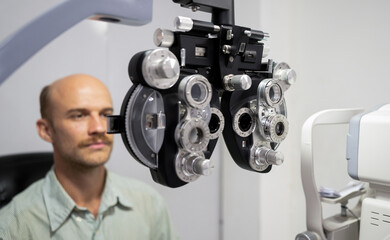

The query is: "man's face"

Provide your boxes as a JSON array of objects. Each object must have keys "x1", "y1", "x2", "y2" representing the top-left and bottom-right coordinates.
[{"x1": 46, "y1": 77, "x2": 114, "y2": 168}]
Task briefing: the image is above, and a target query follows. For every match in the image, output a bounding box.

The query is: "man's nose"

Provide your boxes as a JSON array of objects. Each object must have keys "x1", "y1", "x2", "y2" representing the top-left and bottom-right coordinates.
[{"x1": 88, "y1": 114, "x2": 106, "y2": 135}]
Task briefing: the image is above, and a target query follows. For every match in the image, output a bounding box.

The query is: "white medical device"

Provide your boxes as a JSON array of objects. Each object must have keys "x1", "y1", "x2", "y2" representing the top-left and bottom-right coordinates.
[
  {"x1": 347, "y1": 104, "x2": 390, "y2": 240},
  {"x1": 297, "y1": 104, "x2": 390, "y2": 240},
  {"x1": 297, "y1": 108, "x2": 364, "y2": 240}
]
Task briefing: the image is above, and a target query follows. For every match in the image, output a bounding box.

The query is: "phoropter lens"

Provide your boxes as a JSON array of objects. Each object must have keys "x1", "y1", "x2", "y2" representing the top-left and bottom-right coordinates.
[
  {"x1": 269, "y1": 83, "x2": 282, "y2": 104},
  {"x1": 191, "y1": 82, "x2": 207, "y2": 103},
  {"x1": 275, "y1": 121, "x2": 284, "y2": 136},
  {"x1": 178, "y1": 74, "x2": 212, "y2": 109},
  {"x1": 209, "y1": 114, "x2": 221, "y2": 134},
  {"x1": 209, "y1": 107, "x2": 225, "y2": 140},
  {"x1": 259, "y1": 113, "x2": 288, "y2": 143},
  {"x1": 189, "y1": 127, "x2": 204, "y2": 144},
  {"x1": 233, "y1": 108, "x2": 256, "y2": 138},
  {"x1": 258, "y1": 79, "x2": 284, "y2": 107},
  {"x1": 238, "y1": 113, "x2": 253, "y2": 132},
  {"x1": 176, "y1": 118, "x2": 210, "y2": 152}
]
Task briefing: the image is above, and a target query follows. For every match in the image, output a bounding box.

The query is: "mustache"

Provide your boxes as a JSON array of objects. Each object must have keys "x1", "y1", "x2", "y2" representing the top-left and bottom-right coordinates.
[{"x1": 78, "y1": 135, "x2": 113, "y2": 148}]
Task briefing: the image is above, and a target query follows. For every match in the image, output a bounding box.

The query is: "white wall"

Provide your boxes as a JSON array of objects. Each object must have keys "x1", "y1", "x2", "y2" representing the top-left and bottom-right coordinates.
[{"x1": 220, "y1": 2, "x2": 263, "y2": 240}]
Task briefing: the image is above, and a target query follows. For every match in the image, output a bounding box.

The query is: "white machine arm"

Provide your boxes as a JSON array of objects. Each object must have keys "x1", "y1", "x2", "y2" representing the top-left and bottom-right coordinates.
[
  {"x1": 300, "y1": 108, "x2": 363, "y2": 240},
  {"x1": 0, "y1": 0, "x2": 152, "y2": 85}
]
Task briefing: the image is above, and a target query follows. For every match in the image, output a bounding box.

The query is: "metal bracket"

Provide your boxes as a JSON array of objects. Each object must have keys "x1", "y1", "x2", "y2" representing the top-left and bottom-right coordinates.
[{"x1": 0, "y1": 0, "x2": 153, "y2": 85}]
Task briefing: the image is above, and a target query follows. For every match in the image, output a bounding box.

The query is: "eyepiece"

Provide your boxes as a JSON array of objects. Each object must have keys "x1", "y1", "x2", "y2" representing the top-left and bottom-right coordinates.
[
  {"x1": 258, "y1": 79, "x2": 284, "y2": 107},
  {"x1": 178, "y1": 75, "x2": 212, "y2": 109},
  {"x1": 233, "y1": 108, "x2": 256, "y2": 138},
  {"x1": 275, "y1": 121, "x2": 285, "y2": 136},
  {"x1": 260, "y1": 114, "x2": 289, "y2": 143}
]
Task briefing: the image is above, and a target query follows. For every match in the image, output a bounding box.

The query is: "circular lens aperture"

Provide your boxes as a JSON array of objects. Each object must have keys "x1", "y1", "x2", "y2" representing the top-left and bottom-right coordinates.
[
  {"x1": 260, "y1": 114, "x2": 289, "y2": 143},
  {"x1": 233, "y1": 108, "x2": 256, "y2": 138},
  {"x1": 258, "y1": 79, "x2": 284, "y2": 107},
  {"x1": 209, "y1": 114, "x2": 221, "y2": 134},
  {"x1": 209, "y1": 107, "x2": 225, "y2": 140},
  {"x1": 275, "y1": 121, "x2": 285, "y2": 136},
  {"x1": 178, "y1": 75, "x2": 212, "y2": 109},
  {"x1": 177, "y1": 118, "x2": 210, "y2": 152},
  {"x1": 238, "y1": 113, "x2": 252, "y2": 132},
  {"x1": 269, "y1": 83, "x2": 282, "y2": 104},
  {"x1": 191, "y1": 82, "x2": 208, "y2": 103},
  {"x1": 189, "y1": 127, "x2": 204, "y2": 144}
]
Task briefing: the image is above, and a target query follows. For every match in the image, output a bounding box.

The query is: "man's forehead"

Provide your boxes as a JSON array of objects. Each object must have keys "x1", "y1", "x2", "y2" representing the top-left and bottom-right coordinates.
[
  {"x1": 52, "y1": 90, "x2": 112, "y2": 108},
  {"x1": 49, "y1": 75, "x2": 113, "y2": 109}
]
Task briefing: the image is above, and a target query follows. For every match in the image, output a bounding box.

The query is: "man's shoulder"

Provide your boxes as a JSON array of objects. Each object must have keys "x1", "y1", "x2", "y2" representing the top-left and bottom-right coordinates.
[{"x1": 0, "y1": 179, "x2": 47, "y2": 230}]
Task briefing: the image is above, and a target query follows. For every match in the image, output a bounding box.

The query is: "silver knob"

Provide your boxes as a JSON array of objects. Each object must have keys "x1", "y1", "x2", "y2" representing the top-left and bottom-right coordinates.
[
  {"x1": 141, "y1": 49, "x2": 180, "y2": 89},
  {"x1": 193, "y1": 158, "x2": 213, "y2": 176},
  {"x1": 183, "y1": 155, "x2": 213, "y2": 176},
  {"x1": 175, "y1": 16, "x2": 193, "y2": 31},
  {"x1": 224, "y1": 74, "x2": 252, "y2": 91},
  {"x1": 272, "y1": 62, "x2": 297, "y2": 92},
  {"x1": 153, "y1": 28, "x2": 175, "y2": 47},
  {"x1": 254, "y1": 147, "x2": 284, "y2": 166},
  {"x1": 295, "y1": 231, "x2": 320, "y2": 240},
  {"x1": 157, "y1": 57, "x2": 180, "y2": 79},
  {"x1": 266, "y1": 149, "x2": 284, "y2": 165},
  {"x1": 278, "y1": 69, "x2": 296, "y2": 85}
]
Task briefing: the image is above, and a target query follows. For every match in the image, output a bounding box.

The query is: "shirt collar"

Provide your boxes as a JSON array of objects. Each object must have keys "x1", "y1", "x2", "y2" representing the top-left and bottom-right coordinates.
[
  {"x1": 42, "y1": 168, "x2": 133, "y2": 232},
  {"x1": 42, "y1": 168, "x2": 76, "y2": 232},
  {"x1": 100, "y1": 171, "x2": 132, "y2": 211}
]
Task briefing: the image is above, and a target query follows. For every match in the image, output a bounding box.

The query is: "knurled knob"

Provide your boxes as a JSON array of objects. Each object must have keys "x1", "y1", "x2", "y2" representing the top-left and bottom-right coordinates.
[
  {"x1": 254, "y1": 147, "x2": 284, "y2": 166},
  {"x1": 276, "y1": 68, "x2": 297, "y2": 86},
  {"x1": 224, "y1": 74, "x2": 252, "y2": 91},
  {"x1": 183, "y1": 154, "x2": 213, "y2": 176},
  {"x1": 153, "y1": 28, "x2": 175, "y2": 48},
  {"x1": 193, "y1": 158, "x2": 213, "y2": 176}
]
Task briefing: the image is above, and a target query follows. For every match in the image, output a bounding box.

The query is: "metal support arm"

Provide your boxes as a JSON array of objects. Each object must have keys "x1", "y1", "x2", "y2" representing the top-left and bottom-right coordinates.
[{"x1": 0, "y1": 0, "x2": 153, "y2": 85}]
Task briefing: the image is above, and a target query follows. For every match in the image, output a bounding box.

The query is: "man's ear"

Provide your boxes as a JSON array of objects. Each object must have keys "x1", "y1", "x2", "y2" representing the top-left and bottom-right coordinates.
[{"x1": 36, "y1": 118, "x2": 53, "y2": 143}]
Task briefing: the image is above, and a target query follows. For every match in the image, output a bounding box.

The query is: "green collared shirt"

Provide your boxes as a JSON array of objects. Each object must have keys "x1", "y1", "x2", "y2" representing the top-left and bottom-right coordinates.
[{"x1": 0, "y1": 168, "x2": 177, "y2": 240}]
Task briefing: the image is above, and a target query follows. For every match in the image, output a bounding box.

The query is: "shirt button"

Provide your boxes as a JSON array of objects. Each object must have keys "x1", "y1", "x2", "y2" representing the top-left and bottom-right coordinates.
[{"x1": 76, "y1": 216, "x2": 82, "y2": 222}]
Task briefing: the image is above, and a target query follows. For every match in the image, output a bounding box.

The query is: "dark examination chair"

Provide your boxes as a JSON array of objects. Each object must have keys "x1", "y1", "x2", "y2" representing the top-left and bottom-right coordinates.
[{"x1": 0, "y1": 152, "x2": 53, "y2": 208}]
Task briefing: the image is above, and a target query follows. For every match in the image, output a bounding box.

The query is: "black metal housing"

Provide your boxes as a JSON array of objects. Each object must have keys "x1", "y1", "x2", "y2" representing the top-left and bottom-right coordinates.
[{"x1": 173, "y1": 0, "x2": 234, "y2": 25}]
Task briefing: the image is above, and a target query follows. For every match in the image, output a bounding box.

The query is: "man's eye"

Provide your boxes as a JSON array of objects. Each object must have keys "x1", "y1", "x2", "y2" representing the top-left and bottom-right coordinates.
[
  {"x1": 72, "y1": 113, "x2": 85, "y2": 119},
  {"x1": 101, "y1": 112, "x2": 112, "y2": 118}
]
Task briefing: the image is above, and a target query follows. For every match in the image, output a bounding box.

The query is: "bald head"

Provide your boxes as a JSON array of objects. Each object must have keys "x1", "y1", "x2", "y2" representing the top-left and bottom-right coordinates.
[
  {"x1": 40, "y1": 74, "x2": 112, "y2": 121},
  {"x1": 36, "y1": 73, "x2": 114, "y2": 169}
]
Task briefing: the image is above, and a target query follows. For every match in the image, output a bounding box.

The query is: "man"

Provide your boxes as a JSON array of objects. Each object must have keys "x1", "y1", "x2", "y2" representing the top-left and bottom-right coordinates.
[{"x1": 0, "y1": 74, "x2": 177, "y2": 239}]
